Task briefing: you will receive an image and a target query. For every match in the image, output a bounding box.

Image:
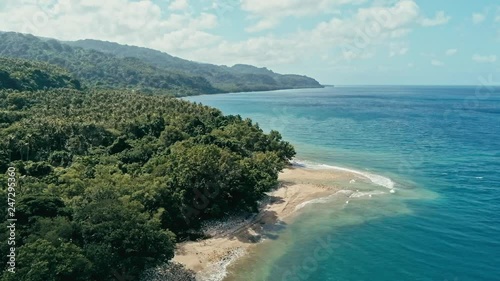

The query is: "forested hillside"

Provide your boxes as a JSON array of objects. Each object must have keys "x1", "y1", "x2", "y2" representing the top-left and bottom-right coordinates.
[
  {"x1": 0, "y1": 57, "x2": 81, "y2": 91},
  {"x1": 0, "y1": 32, "x2": 323, "y2": 94},
  {"x1": 68, "y1": 39, "x2": 323, "y2": 92},
  {"x1": 0, "y1": 60, "x2": 295, "y2": 281},
  {"x1": 0, "y1": 32, "x2": 218, "y2": 96}
]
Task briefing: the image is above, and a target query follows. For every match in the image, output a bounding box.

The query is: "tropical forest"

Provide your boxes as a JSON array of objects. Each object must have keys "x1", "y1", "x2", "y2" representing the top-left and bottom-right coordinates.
[{"x1": 0, "y1": 32, "x2": 303, "y2": 281}]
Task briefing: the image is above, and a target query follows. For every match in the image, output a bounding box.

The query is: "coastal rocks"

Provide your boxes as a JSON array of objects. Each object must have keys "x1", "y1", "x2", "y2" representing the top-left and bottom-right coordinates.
[
  {"x1": 140, "y1": 262, "x2": 196, "y2": 281},
  {"x1": 196, "y1": 248, "x2": 246, "y2": 281}
]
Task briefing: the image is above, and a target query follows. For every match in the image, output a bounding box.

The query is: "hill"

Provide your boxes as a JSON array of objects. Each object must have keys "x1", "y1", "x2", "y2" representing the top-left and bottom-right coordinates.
[
  {"x1": 0, "y1": 57, "x2": 82, "y2": 91},
  {"x1": 0, "y1": 32, "x2": 323, "y2": 94},
  {"x1": 66, "y1": 38, "x2": 324, "y2": 92},
  {"x1": 0, "y1": 32, "x2": 218, "y2": 96},
  {"x1": 0, "y1": 61, "x2": 295, "y2": 281}
]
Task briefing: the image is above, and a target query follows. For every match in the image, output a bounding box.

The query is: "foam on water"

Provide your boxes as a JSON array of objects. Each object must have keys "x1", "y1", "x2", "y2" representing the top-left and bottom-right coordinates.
[
  {"x1": 187, "y1": 87, "x2": 500, "y2": 280},
  {"x1": 290, "y1": 159, "x2": 397, "y2": 211},
  {"x1": 294, "y1": 188, "x2": 388, "y2": 211},
  {"x1": 196, "y1": 248, "x2": 246, "y2": 281},
  {"x1": 294, "y1": 190, "x2": 354, "y2": 211},
  {"x1": 349, "y1": 190, "x2": 387, "y2": 198},
  {"x1": 291, "y1": 159, "x2": 396, "y2": 192}
]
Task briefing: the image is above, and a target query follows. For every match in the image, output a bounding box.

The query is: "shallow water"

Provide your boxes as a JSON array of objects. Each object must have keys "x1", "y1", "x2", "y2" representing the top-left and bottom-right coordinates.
[{"x1": 186, "y1": 86, "x2": 500, "y2": 281}]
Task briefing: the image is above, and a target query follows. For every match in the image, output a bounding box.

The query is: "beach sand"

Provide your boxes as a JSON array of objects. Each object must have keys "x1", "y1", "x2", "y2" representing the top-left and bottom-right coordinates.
[{"x1": 173, "y1": 166, "x2": 358, "y2": 280}]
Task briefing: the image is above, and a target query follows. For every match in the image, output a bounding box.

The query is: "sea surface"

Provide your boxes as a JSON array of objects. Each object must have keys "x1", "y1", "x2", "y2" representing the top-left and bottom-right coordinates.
[{"x1": 185, "y1": 86, "x2": 500, "y2": 281}]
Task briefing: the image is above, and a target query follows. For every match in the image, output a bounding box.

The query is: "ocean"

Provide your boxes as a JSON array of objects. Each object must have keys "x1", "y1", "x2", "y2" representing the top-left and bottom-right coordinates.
[{"x1": 185, "y1": 86, "x2": 500, "y2": 281}]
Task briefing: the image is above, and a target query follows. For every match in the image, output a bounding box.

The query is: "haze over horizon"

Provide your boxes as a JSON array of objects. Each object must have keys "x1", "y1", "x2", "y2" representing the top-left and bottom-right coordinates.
[{"x1": 1, "y1": 0, "x2": 499, "y2": 85}]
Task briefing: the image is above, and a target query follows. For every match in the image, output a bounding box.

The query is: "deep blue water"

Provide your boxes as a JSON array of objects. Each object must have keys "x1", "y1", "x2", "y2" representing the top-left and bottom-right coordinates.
[{"x1": 186, "y1": 86, "x2": 500, "y2": 281}]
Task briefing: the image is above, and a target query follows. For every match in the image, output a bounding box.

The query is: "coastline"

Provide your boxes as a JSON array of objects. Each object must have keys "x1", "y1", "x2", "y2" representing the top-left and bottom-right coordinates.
[
  {"x1": 173, "y1": 166, "x2": 363, "y2": 280},
  {"x1": 181, "y1": 86, "x2": 326, "y2": 99}
]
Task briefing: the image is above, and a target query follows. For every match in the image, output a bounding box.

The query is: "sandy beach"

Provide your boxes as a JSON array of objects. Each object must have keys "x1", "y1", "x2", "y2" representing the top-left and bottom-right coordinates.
[{"x1": 173, "y1": 166, "x2": 359, "y2": 280}]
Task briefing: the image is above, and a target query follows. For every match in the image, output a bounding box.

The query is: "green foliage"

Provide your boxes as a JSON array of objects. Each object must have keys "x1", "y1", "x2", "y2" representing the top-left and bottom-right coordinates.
[
  {"x1": 0, "y1": 32, "x2": 217, "y2": 96},
  {"x1": 16, "y1": 194, "x2": 68, "y2": 225},
  {"x1": 25, "y1": 217, "x2": 77, "y2": 245},
  {"x1": 68, "y1": 40, "x2": 324, "y2": 92},
  {"x1": 140, "y1": 262, "x2": 196, "y2": 281},
  {"x1": 0, "y1": 32, "x2": 322, "y2": 95},
  {"x1": 0, "y1": 57, "x2": 81, "y2": 91},
  {"x1": 24, "y1": 161, "x2": 52, "y2": 177},
  {"x1": 75, "y1": 201, "x2": 175, "y2": 281},
  {"x1": 48, "y1": 151, "x2": 73, "y2": 167},
  {"x1": 1, "y1": 239, "x2": 92, "y2": 281},
  {"x1": 0, "y1": 52, "x2": 297, "y2": 280}
]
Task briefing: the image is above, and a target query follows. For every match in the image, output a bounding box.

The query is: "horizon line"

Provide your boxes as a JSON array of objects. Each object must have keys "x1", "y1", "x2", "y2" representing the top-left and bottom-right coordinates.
[{"x1": 323, "y1": 84, "x2": 500, "y2": 87}]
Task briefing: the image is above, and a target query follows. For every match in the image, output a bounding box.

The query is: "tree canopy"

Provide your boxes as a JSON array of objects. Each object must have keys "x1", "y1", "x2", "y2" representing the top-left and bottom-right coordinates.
[
  {"x1": 0, "y1": 32, "x2": 217, "y2": 96},
  {"x1": 0, "y1": 57, "x2": 81, "y2": 91},
  {"x1": 0, "y1": 57, "x2": 296, "y2": 280},
  {"x1": 0, "y1": 32, "x2": 323, "y2": 95},
  {"x1": 69, "y1": 39, "x2": 323, "y2": 92}
]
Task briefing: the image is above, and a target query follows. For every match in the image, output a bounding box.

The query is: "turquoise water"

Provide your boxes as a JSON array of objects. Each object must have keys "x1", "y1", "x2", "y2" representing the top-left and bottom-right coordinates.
[{"x1": 186, "y1": 86, "x2": 500, "y2": 281}]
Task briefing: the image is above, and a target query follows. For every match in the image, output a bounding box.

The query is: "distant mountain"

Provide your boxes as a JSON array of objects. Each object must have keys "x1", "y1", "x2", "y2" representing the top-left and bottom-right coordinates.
[
  {"x1": 0, "y1": 32, "x2": 323, "y2": 95},
  {"x1": 0, "y1": 32, "x2": 218, "y2": 96},
  {"x1": 0, "y1": 57, "x2": 82, "y2": 91},
  {"x1": 67, "y1": 39, "x2": 323, "y2": 92}
]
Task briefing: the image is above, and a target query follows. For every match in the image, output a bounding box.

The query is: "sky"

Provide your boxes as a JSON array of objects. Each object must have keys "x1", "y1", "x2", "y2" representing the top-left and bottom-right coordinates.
[{"x1": 0, "y1": 0, "x2": 499, "y2": 85}]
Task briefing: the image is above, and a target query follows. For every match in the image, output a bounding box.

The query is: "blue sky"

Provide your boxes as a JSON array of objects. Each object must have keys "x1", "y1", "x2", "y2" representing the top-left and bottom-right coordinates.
[{"x1": 1, "y1": 0, "x2": 499, "y2": 85}]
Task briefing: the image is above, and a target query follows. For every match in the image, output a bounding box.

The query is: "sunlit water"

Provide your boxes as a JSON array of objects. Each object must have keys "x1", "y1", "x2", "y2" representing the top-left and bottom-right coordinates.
[{"x1": 185, "y1": 86, "x2": 500, "y2": 281}]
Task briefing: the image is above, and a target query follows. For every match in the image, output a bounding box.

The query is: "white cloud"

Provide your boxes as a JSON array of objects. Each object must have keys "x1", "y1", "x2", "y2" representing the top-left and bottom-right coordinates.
[
  {"x1": 431, "y1": 59, "x2": 444, "y2": 66},
  {"x1": 168, "y1": 0, "x2": 189, "y2": 11},
  {"x1": 358, "y1": 0, "x2": 420, "y2": 28},
  {"x1": 389, "y1": 43, "x2": 409, "y2": 57},
  {"x1": 151, "y1": 30, "x2": 220, "y2": 52},
  {"x1": 0, "y1": 0, "x2": 218, "y2": 50},
  {"x1": 245, "y1": 18, "x2": 280, "y2": 33},
  {"x1": 179, "y1": 1, "x2": 421, "y2": 65},
  {"x1": 445, "y1": 48, "x2": 458, "y2": 56},
  {"x1": 309, "y1": 1, "x2": 419, "y2": 45},
  {"x1": 0, "y1": 0, "x2": 422, "y2": 68},
  {"x1": 187, "y1": 35, "x2": 303, "y2": 65},
  {"x1": 241, "y1": 0, "x2": 364, "y2": 18},
  {"x1": 495, "y1": 7, "x2": 500, "y2": 22},
  {"x1": 419, "y1": 11, "x2": 451, "y2": 26},
  {"x1": 188, "y1": 13, "x2": 218, "y2": 29},
  {"x1": 241, "y1": 0, "x2": 366, "y2": 32},
  {"x1": 398, "y1": 47, "x2": 409, "y2": 55},
  {"x1": 472, "y1": 13, "x2": 486, "y2": 24},
  {"x1": 472, "y1": 54, "x2": 497, "y2": 63}
]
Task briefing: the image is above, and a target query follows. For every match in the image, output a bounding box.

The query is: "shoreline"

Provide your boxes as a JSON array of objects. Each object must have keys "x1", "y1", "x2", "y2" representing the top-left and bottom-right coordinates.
[
  {"x1": 173, "y1": 166, "x2": 362, "y2": 280},
  {"x1": 181, "y1": 86, "x2": 325, "y2": 98}
]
